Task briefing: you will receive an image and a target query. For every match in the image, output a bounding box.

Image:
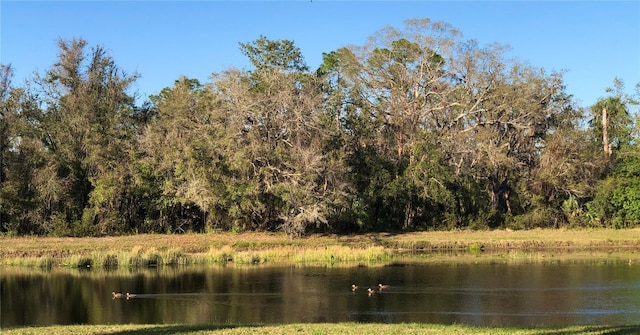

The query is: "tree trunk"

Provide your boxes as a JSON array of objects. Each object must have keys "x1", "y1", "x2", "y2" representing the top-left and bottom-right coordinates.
[
  {"x1": 503, "y1": 189, "x2": 511, "y2": 215},
  {"x1": 602, "y1": 107, "x2": 611, "y2": 162},
  {"x1": 396, "y1": 133, "x2": 403, "y2": 160},
  {"x1": 403, "y1": 201, "x2": 414, "y2": 229}
]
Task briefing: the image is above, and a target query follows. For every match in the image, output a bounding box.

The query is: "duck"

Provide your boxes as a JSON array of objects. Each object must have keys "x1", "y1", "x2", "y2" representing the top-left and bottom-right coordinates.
[
  {"x1": 112, "y1": 292, "x2": 123, "y2": 299},
  {"x1": 126, "y1": 293, "x2": 137, "y2": 299},
  {"x1": 378, "y1": 284, "x2": 390, "y2": 290},
  {"x1": 367, "y1": 288, "x2": 376, "y2": 296},
  {"x1": 351, "y1": 284, "x2": 358, "y2": 291}
]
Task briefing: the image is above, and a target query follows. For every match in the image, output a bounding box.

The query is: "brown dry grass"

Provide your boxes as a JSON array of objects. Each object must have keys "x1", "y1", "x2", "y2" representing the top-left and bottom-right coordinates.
[
  {"x1": 2, "y1": 228, "x2": 640, "y2": 260},
  {"x1": 374, "y1": 228, "x2": 640, "y2": 250}
]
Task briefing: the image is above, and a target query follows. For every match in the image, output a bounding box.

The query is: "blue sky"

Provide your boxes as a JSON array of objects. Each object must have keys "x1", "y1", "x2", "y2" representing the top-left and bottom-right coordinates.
[{"x1": 2, "y1": 1, "x2": 639, "y2": 108}]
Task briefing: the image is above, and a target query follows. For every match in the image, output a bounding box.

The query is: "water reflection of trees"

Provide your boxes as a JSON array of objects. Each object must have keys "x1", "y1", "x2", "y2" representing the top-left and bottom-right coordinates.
[{"x1": 3, "y1": 260, "x2": 640, "y2": 327}]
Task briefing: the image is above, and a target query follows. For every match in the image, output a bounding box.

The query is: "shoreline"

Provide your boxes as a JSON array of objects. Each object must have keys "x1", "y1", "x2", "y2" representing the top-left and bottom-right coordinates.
[{"x1": 2, "y1": 228, "x2": 640, "y2": 268}]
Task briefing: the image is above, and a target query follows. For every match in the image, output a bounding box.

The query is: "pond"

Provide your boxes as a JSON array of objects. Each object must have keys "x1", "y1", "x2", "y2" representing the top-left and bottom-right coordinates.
[{"x1": 3, "y1": 258, "x2": 640, "y2": 327}]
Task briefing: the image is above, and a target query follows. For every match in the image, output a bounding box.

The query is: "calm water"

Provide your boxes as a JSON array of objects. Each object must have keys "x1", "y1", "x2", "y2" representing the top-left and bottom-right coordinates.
[{"x1": 3, "y1": 259, "x2": 640, "y2": 327}]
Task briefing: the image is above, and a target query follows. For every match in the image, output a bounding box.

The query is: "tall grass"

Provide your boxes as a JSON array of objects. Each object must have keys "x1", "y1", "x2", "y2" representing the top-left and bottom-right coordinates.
[
  {"x1": 289, "y1": 246, "x2": 390, "y2": 264},
  {"x1": 3, "y1": 323, "x2": 639, "y2": 335},
  {"x1": 0, "y1": 244, "x2": 393, "y2": 269},
  {"x1": 4, "y1": 229, "x2": 640, "y2": 270}
]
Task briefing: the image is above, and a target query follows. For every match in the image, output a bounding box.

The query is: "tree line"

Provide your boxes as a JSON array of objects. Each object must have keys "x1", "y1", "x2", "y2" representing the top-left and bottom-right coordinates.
[{"x1": 1, "y1": 18, "x2": 638, "y2": 236}]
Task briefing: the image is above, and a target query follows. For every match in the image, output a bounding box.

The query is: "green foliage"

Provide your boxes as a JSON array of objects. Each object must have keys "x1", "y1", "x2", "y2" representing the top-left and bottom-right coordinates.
[
  {"x1": 589, "y1": 80, "x2": 636, "y2": 161},
  {"x1": 587, "y1": 153, "x2": 640, "y2": 228},
  {"x1": 585, "y1": 80, "x2": 640, "y2": 227},
  {"x1": 611, "y1": 181, "x2": 640, "y2": 224},
  {"x1": 511, "y1": 207, "x2": 564, "y2": 229},
  {"x1": 239, "y1": 35, "x2": 309, "y2": 73}
]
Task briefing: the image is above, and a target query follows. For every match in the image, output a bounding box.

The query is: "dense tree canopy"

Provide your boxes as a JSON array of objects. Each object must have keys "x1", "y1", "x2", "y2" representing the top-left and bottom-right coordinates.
[{"x1": 0, "y1": 19, "x2": 638, "y2": 236}]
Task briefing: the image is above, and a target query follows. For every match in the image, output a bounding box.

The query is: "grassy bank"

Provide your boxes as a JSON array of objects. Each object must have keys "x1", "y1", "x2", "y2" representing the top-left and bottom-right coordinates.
[
  {"x1": 3, "y1": 323, "x2": 640, "y2": 335},
  {"x1": 2, "y1": 229, "x2": 640, "y2": 268}
]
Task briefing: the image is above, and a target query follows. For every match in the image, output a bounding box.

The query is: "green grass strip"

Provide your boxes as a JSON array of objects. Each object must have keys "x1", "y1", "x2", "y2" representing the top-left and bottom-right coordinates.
[{"x1": 2, "y1": 323, "x2": 639, "y2": 335}]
